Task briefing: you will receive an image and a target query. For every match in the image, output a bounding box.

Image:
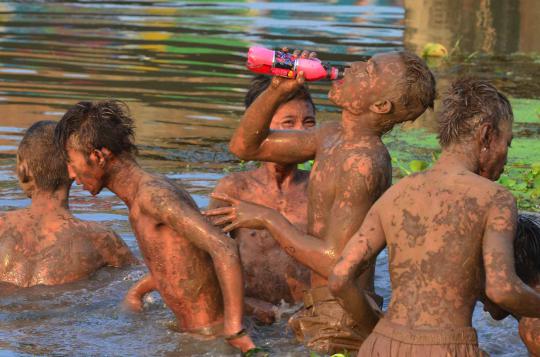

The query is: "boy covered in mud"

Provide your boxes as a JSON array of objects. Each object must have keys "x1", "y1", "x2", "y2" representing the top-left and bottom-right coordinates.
[
  {"x1": 123, "y1": 76, "x2": 313, "y2": 325},
  {"x1": 330, "y1": 78, "x2": 540, "y2": 355},
  {"x1": 482, "y1": 213, "x2": 540, "y2": 355},
  {"x1": 54, "y1": 101, "x2": 255, "y2": 354},
  {"x1": 205, "y1": 50, "x2": 436, "y2": 354},
  {"x1": 0, "y1": 121, "x2": 135, "y2": 287},
  {"x1": 210, "y1": 75, "x2": 313, "y2": 323}
]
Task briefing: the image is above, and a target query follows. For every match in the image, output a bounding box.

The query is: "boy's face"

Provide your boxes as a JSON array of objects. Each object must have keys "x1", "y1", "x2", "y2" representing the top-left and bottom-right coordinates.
[
  {"x1": 328, "y1": 52, "x2": 405, "y2": 115},
  {"x1": 66, "y1": 144, "x2": 106, "y2": 196},
  {"x1": 270, "y1": 98, "x2": 315, "y2": 130},
  {"x1": 479, "y1": 119, "x2": 513, "y2": 181}
]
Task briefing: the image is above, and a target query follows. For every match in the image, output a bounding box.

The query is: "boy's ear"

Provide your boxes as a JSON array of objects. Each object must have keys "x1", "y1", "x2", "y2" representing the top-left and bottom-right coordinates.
[
  {"x1": 17, "y1": 159, "x2": 31, "y2": 183},
  {"x1": 369, "y1": 100, "x2": 393, "y2": 114},
  {"x1": 91, "y1": 148, "x2": 113, "y2": 168},
  {"x1": 477, "y1": 122, "x2": 494, "y2": 149}
]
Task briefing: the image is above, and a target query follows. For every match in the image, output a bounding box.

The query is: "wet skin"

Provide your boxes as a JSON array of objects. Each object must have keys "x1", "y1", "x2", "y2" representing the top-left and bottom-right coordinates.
[
  {"x1": 209, "y1": 99, "x2": 315, "y2": 322},
  {"x1": 484, "y1": 280, "x2": 540, "y2": 355},
  {"x1": 205, "y1": 52, "x2": 426, "y2": 332},
  {"x1": 0, "y1": 188, "x2": 135, "y2": 287},
  {"x1": 65, "y1": 145, "x2": 254, "y2": 352},
  {"x1": 331, "y1": 120, "x2": 540, "y2": 335}
]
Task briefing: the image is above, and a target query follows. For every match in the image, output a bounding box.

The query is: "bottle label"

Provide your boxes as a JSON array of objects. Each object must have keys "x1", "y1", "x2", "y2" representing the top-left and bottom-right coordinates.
[{"x1": 273, "y1": 51, "x2": 296, "y2": 71}]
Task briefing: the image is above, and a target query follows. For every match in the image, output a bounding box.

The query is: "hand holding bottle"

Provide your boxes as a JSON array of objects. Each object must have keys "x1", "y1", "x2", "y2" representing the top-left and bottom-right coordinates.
[{"x1": 246, "y1": 46, "x2": 345, "y2": 81}]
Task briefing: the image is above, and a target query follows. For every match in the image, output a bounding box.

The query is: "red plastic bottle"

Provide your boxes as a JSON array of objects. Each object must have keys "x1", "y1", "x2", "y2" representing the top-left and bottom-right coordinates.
[{"x1": 246, "y1": 46, "x2": 345, "y2": 81}]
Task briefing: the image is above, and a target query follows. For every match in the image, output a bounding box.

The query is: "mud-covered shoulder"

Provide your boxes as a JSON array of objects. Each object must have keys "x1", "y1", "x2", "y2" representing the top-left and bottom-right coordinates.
[
  {"x1": 137, "y1": 174, "x2": 198, "y2": 215},
  {"x1": 213, "y1": 171, "x2": 254, "y2": 197},
  {"x1": 316, "y1": 121, "x2": 340, "y2": 144}
]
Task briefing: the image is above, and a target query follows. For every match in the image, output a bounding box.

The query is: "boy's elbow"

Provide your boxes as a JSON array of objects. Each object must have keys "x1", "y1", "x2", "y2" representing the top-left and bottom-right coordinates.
[
  {"x1": 328, "y1": 273, "x2": 348, "y2": 296},
  {"x1": 485, "y1": 285, "x2": 515, "y2": 308},
  {"x1": 228, "y1": 140, "x2": 252, "y2": 160}
]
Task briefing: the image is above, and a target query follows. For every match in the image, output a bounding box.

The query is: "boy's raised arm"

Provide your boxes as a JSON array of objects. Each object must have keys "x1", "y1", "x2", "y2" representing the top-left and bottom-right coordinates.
[
  {"x1": 141, "y1": 187, "x2": 255, "y2": 352},
  {"x1": 229, "y1": 75, "x2": 318, "y2": 164},
  {"x1": 483, "y1": 190, "x2": 540, "y2": 318}
]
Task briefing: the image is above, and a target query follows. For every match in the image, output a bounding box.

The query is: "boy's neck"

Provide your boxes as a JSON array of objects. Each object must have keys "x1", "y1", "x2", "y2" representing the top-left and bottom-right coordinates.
[
  {"x1": 104, "y1": 154, "x2": 145, "y2": 207},
  {"x1": 30, "y1": 186, "x2": 70, "y2": 211},
  {"x1": 340, "y1": 110, "x2": 386, "y2": 139},
  {"x1": 260, "y1": 162, "x2": 298, "y2": 191},
  {"x1": 435, "y1": 144, "x2": 479, "y2": 174}
]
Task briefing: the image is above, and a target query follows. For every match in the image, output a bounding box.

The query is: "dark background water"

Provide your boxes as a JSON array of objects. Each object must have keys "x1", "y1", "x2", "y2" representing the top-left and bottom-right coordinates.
[{"x1": 0, "y1": 1, "x2": 539, "y2": 356}]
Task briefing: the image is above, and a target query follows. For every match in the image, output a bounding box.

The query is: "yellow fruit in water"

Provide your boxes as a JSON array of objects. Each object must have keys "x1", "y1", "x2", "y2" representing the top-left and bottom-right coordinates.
[{"x1": 422, "y1": 43, "x2": 448, "y2": 57}]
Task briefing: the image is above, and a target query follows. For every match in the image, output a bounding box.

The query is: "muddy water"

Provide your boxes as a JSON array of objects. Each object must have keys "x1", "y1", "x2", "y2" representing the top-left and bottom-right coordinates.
[{"x1": 0, "y1": 1, "x2": 538, "y2": 356}]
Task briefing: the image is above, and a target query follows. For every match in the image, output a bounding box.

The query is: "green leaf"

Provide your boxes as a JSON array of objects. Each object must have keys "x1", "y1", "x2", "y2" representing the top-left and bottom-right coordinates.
[{"x1": 408, "y1": 160, "x2": 429, "y2": 172}]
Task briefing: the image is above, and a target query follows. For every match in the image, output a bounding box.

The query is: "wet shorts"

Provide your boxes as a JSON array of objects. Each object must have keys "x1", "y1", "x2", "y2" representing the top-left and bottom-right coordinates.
[
  {"x1": 358, "y1": 318, "x2": 487, "y2": 357},
  {"x1": 288, "y1": 286, "x2": 383, "y2": 355}
]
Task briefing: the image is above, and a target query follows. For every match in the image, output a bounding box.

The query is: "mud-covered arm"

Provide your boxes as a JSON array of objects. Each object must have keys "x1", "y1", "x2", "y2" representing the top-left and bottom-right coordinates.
[
  {"x1": 329, "y1": 206, "x2": 385, "y2": 331},
  {"x1": 519, "y1": 316, "x2": 540, "y2": 355},
  {"x1": 483, "y1": 190, "x2": 540, "y2": 318},
  {"x1": 96, "y1": 230, "x2": 138, "y2": 267},
  {"x1": 206, "y1": 192, "x2": 333, "y2": 277},
  {"x1": 205, "y1": 162, "x2": 375, "y2": 278},
  {"x1": 229, "y1": 76, "x2": 317, "y2": 164},
  {"x1": 141, "y1": 186, "x2": 253, "y2": 350}
]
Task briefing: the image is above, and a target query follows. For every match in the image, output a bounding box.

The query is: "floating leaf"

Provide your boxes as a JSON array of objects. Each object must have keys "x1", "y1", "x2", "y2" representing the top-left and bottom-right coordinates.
[
  {"x1": 422, "y1": 43, "x2": 448, "y2": 57},
  {"x1": 409, "y1": 160, "x2": 429, "y2": 172}
]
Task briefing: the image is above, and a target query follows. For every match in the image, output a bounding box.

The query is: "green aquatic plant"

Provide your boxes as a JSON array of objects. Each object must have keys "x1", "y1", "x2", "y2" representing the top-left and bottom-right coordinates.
[{"x1": 499, "y1": 163, "x2": 540, "y2": 210}]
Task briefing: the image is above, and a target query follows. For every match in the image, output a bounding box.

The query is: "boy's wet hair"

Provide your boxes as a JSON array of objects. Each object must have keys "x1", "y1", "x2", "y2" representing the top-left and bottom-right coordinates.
[
  {"x1": 515, "y1": 213, "x2": 540, "y2": 285},
  {"x1": 438, "y1": 78, "x2": 513, "y2": 147},
  {"x1": 396, "y1": 51, "x2": 437, "y2": 112},
  {"x1": 55, "y1": 100, "x2": 137, "y2": 157},
  {"x1": 18, "y1": 121, "x2": 71, "y2": 192},
  {"x1": 244, "y1": 75, "x2": 316, "y2": 111}
]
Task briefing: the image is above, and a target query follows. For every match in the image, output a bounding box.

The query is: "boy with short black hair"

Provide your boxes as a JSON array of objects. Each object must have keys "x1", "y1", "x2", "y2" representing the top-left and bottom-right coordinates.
[
  {"x1": 205, "y1": 51, "x2": 436, "y2": 354},
  {"x1": 54, "y1": 100, "x2": 255, "y2": 353},
  {"x1": 0, "y1": 120, "x2": 135, "y2": 287},
  {"x1": 330, "y1": 78, "x2": 540, "y2": 356}
]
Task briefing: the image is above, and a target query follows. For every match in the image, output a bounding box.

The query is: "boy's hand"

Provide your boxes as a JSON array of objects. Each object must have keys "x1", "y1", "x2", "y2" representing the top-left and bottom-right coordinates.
[
  {"x1": 203, "y1": 193, "x2": 271, "y2": 233},
  {"x1": 122, "y1": 293, "x2": 144, "y2": 312},
  {"x1": 269, "y1": 72, "x2": 306, "y2": 97},
  {"x1": 268, "y1": 47, "x2": 319, "y2": 96},
  {"x1": 226, "y1": 333, "x2": 256, "y2": 353}
]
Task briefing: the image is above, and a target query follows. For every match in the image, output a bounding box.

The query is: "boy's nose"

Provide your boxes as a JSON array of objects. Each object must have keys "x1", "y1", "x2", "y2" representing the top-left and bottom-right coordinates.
[{"x1": 67, "y1": 164, "x2": 77, "y2": 180}]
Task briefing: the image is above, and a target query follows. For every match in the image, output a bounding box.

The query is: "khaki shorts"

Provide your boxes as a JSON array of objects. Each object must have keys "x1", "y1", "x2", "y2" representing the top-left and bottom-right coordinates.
[
  {"x1": 359, "y1": 318, "x2": 487, "y2": 357},
  {"x1": 288, "y1": 286, "x2": 383, "y2": 355}
]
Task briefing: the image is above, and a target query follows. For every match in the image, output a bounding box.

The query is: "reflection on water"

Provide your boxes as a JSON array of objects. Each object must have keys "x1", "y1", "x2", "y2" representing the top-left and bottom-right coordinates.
[{"x1": 0, "y1": 1, "x2": 536, "y2": 356}]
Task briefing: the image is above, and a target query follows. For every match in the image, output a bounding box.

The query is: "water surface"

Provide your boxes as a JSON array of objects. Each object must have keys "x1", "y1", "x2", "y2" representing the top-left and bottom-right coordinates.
[{"x1": 1, "y1": 1, "x2": 539, "y2": 355}]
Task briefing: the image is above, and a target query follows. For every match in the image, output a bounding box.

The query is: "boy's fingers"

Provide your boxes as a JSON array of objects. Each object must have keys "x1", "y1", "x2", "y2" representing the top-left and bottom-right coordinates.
[
  {"x1": 223, "y1": 221, "x2": 240, "y2": 233},
  {"x1": 297, "y1": 71, "x2": 305, "y2": 85},
  {"x1": 213, "y1": 215, "x2": 235, "y2": 226},
  {"x1": 203, "y1": 207, "x2": 232, "y2": 216},
  {"x1": 210, "y1": 192, "x2": 237, "y2": 204}
]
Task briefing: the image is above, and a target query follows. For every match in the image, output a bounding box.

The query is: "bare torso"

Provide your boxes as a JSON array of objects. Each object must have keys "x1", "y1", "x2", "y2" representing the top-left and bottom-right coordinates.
[
  {"x1": 129, "y1": 175, "x2": 224, "y2": 331},
  {"x1": 376, "y1": 167, "x2": 503, "y2": 328},
  {"x1": 212, "y1": 167, "x2": 310, "y2": 304},
  {"x1": 308, "y1": 123, "x2": 392, "y2": 287},
  {"x1": 0, "y1": 208, "x2": 132, "y2": 287}
]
